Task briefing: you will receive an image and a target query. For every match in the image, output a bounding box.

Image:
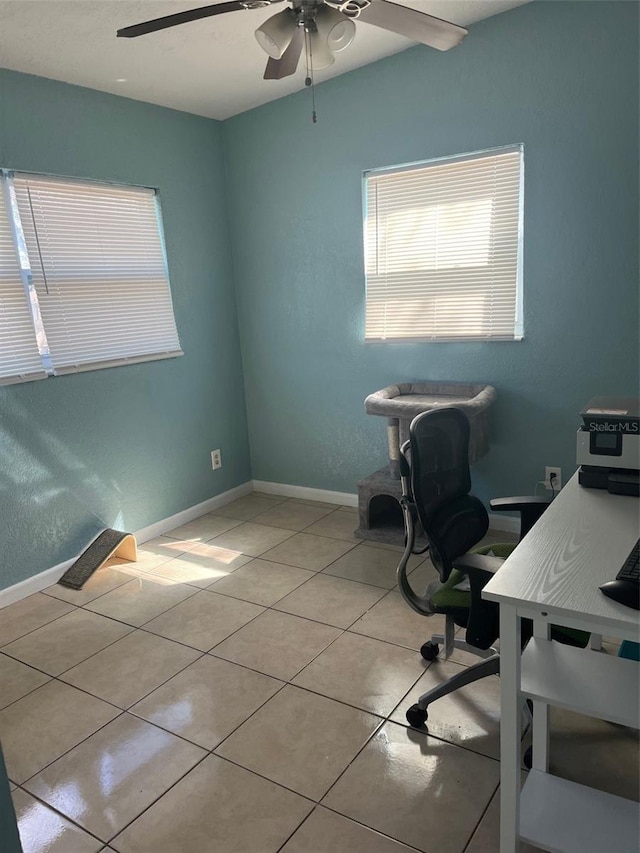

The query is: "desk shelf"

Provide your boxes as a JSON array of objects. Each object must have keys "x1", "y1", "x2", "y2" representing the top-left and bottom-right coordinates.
[
  {"x1": 521, "y1": 639, "x2": 639, "y2": 729},
  {"x1": 520, "y1": 771, "x2": 640, "y2": 853}
]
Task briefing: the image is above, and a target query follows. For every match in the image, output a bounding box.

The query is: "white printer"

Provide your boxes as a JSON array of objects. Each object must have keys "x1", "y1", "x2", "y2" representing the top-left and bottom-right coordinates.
[{"x1": 577, "y1": 396, "x2": 640, "y2": 496}]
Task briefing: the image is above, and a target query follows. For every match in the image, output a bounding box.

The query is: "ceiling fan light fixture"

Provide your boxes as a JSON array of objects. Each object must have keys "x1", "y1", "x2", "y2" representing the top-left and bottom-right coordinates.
[
  {"x1": 316, "y1": 5, "x2": 356, "y2": 53},
  {"x1": 255, "y1": 8, "x2": 298, "y2": 60}
]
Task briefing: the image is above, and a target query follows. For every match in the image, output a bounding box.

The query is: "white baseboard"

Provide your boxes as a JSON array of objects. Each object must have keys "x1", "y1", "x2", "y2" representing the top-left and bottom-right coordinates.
[
  {"x1": 1, "y1": 478, "x2": 518, "y2": 610},
  {"x1": 252, "y1": 480, "x2": 358, "y2": 507},
  {"x1": 0, "y1": 558, "x2": 78, "y2": 609},
  {"x1": 0, "y1": 481, "x2": 253, "y2": 610},
  {"x1": 134, "y1": 481, "x2": 253, "y2": 544},
  {"x1": 253, "y1": 479, "x2": 519, "y2": 534}
]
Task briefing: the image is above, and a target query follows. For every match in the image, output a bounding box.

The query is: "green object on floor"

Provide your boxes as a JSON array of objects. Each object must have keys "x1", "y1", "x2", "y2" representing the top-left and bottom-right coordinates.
[
  {"x1": 430, "y1": 541, "x2": 590, "y2": 649},
  {"x1": 618, "y1": 640, "x2": 640, "y2": 661}
]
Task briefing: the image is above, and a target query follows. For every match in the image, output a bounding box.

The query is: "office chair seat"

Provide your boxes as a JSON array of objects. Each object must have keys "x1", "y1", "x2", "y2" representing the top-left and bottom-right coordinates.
[
  {"x1": 427, "y1": 542, "x2": 589, "y2": 655},
  {"x1": 430, "y1": 542, "x2": 515, "y2": 611}
]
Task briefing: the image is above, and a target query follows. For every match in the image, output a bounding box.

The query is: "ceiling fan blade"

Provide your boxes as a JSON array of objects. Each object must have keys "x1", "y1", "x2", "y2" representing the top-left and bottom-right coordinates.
[
  {"x1": 263, "y1": 26, "x2": 303, "y2": 79},
  {"x1": 117, "y1": 1, "x2": 281, "y2": 38},
  {"x1": 357, "y1": 0, "x2": 467, "y2": 51}
]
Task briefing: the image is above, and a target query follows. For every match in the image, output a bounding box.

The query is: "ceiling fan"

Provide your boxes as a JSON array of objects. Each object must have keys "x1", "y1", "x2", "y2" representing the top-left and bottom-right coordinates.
[{"x1": 117, "y1": 1, "x2": 468, "y2": 81}]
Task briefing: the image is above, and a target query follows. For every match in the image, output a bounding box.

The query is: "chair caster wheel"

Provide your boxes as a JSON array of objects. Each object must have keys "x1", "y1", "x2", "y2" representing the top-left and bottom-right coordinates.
[
  {"x1": 523, "y1": 745, "x2": 533, "y2": 770},
  {"x1": 420, "y1": 641, "x2": 440, "y2": 661},
  {"x1": 406, "y1": 704, "x2": 428, "y2": 727}
]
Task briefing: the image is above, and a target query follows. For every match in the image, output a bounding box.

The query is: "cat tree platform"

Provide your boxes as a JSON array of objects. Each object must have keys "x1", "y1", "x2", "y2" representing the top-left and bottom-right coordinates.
[{"x1": 356, "y1": 381, "x2": 497, "y2": 544}]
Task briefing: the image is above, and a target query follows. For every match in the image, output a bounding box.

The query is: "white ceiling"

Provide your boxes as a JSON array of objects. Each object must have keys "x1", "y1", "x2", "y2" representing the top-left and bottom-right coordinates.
[{"x1": 0, "y1": 0, "x2": 529, "y2": 119}]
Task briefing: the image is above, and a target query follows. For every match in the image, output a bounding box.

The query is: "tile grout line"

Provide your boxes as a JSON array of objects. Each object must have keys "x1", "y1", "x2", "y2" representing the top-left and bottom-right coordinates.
[
  {"x1": 288, "y1": 807, "x2": 428, "y2": 853},
  {"x1": 101, "y1": 640, "x2": 375, "y2": 851},
  {"x1": 316, "y1": 715, "x2": 501, "y2": 838},
  {"x1": 2, "y1": 570, "x2": 209, "y2": 671},
  {"x1": 15, "y1": 706, "x2": 128, "y2": 788},
  {"x1": 127, "y1": 668, "x2": 290, "y2": 754},
  {"x1": 205, "y1": 559, "x2": 390, "y2": 622},
  {"x1": 460, "y1": 781, "x2": 501, "y2": 853},
  {"x1": 1, "y1": 617, "x2": 185, "y2": 712},
  {"x1": 0, "y1": 617, "x2": 144, "y2": 714},
  {"x1": 5, "y1": 644, "x2": 214, "y2": 787},
  {"x1": 13, "y1": 780, "x2": 119, "y2": 850},
  {"x1": 149, "y1": 505, "x2": 431, "y2": 669},
  {"x1": 12, "y1": 685, "x2": 499, "y2": 853},
  {"x1": 3, "y1": 506, "x2": 440, "y2": 724},
  {"x1": 0, "y1": 651, "x2": 55, "y2": 711},
  {"x1": 28, "y1": 746, "x2": 212, "y2": 850},
  {"x1": 6, "y1": 523, "x2": 373, "y2": 794},
  {"x1": 111, "y1": 506, "x2": 417, "y2": 670},
  {"x1": 213, "y1": 501, "x2": 504, "y2": 850},
  {"x1": 57, "y1": 644, "x2": 210, "y2": 715},
  {"x1": 12, "y1": 632, "x2": 487, "y2": 842},
  {"x1": 2, "y1": 504, "x2": 418, "y2": 708},
  {"x1": 95, "y1": 600, "x2": 364, "y2": 846},
  {"x1": 79, "y1": 576, "x2": 202, "y2": 625},
  {"x1": 5, "y1": 496, "x2": 498, "y2": 852},
  {"x1": 274, "y1": 806, "x2": 319, "y2": 853},
  {"x1": 0, "y1": 603, "x2": 79, "y2": 653},
  {"x1": 0, "y1": 596, "x2": 207, "y2": 700},
  {"x1": 104, "y1": 750, "x2": 313, "y2": 848}
]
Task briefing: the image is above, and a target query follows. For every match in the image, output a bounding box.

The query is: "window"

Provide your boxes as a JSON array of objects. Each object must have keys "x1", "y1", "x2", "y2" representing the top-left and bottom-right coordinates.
[
  {"x1": 0, "y1": 171, "x2": 182, "y2": 385},
  {"x1": 363, "y1": 145, "x2": 524, "y2": 342}
]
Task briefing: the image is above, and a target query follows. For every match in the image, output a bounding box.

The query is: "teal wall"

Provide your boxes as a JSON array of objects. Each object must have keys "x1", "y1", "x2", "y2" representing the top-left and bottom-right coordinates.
[
  {"x1": 223, "y1": 1, "x2": 639, "y2": 502},
  {"x1": 0, "y1": 70, "x2": 251, "y2": 589},
  {"x1": 1, "y1": 1, "x2": 638, "y2": 592}
]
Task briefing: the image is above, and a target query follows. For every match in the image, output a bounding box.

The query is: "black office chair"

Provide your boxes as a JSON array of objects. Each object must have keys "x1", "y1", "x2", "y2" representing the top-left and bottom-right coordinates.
[{"x1": 396, "y1": 407, "x2": 589, "y2": 728}]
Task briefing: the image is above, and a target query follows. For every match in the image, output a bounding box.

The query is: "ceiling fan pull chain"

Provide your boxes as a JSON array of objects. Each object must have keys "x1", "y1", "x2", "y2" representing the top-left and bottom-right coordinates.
[
  {"x1": 311, "y1": 77, "x2": 318, "y2": 124},
  {"x1": 303, "y1": 27, "x2": 318, "y2": 124}
]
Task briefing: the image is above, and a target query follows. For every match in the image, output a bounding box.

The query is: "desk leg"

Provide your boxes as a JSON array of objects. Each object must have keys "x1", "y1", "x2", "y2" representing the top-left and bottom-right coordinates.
[
  {"x1": 531, "y1": 619, "x2": 550, "y2": 772},
  {"x1": 499, "y1": 604, "x2": 521, "y2": 853}
]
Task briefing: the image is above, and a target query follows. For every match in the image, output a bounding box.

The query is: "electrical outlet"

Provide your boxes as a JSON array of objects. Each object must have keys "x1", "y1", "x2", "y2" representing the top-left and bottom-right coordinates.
[
  {"x1": 544, "y1": 466, "x2": 561, "y2": 491},
  {"x1": 211, "y1": 449, "x2": 222, "y2": 470}
]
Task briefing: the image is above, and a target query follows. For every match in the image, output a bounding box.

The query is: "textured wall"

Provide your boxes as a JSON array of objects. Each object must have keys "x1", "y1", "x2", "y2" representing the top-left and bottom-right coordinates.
[
  {"x1": 1, "y1": 2, "x2": 638, "y2": 592},
  {"x1": 0, "y1": 70, "x2": 251, "y2": 589},
  {"x1": 223, "y1": 1, "x2": 639, "y2": 502}
]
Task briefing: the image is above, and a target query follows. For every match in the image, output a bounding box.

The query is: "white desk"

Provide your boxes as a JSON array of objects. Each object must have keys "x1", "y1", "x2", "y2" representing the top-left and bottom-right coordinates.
[{"x1": 483, "y1": 472, "x2": 640, "y2": 853}]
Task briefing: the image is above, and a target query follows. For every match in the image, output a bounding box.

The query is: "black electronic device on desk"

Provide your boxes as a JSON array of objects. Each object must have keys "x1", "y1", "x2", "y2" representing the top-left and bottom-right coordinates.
[
  {"x1": 577, "y1": 396, "x2": 640, "y2": 497},
  {"x1": 600, "y1": 539, "x2": 640, "y2": 610}
]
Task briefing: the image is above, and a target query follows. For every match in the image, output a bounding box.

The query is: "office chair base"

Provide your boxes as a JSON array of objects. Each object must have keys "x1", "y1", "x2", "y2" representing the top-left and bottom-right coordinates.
[
  {"x1": 407, "y1": 662, "x2": 534, "y2": 736},
  {"x1": 406, "y1": 653, "x2": 501, "y2": 728},
  {"x1": 429, "y1": 633, "x2": 498, "y2": 660},
  {"x1": 406, "y1": 704, "x2": 429, "y2": 727},
  {"x1": 420, "y1": 641, "x2": 440, "y2": 661}
]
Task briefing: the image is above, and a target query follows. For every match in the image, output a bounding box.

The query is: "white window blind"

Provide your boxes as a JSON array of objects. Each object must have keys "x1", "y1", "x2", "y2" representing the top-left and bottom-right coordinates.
[
  {"x1": 364, "y1": 146, "x2": 524, "y2": 342},
  {"x1": 7, "y1": 172, "x2": 182, "y2": 377},
  {"x1": 0, "y1": 184, "x2": 47, "y2": 384}
]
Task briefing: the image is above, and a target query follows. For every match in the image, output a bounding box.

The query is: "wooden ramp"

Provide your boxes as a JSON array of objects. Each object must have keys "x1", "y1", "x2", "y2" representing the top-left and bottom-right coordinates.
[{"x1": 58, "y1": 529, "x2": 137, "y2": 590}]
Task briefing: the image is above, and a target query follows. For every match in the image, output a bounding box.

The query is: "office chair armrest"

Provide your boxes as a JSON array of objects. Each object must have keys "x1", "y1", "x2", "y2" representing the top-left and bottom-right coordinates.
[
  {"x1": 490, "y1": 496, "x2": 551, "y2": 539},
  {"x1": 489, "y1": 496, "x2": 552, "y2": 512},
  {"x1": 453, "y1": 552, "x2": 504, "y2": 575},
  {"x1": 453, "y1": 554, "x2": 502, "y2": 650}
]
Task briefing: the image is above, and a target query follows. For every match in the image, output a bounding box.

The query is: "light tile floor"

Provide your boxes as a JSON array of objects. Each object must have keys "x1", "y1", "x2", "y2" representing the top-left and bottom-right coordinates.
[{"x1": 1, "y1": 493, "x2": 638, "y2": 853}]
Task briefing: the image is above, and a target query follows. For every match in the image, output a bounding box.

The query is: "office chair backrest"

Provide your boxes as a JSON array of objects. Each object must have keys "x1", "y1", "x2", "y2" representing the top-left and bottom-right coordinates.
[{"x1": 407, "y1": 408, "x2": 489, "y2": 583}]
